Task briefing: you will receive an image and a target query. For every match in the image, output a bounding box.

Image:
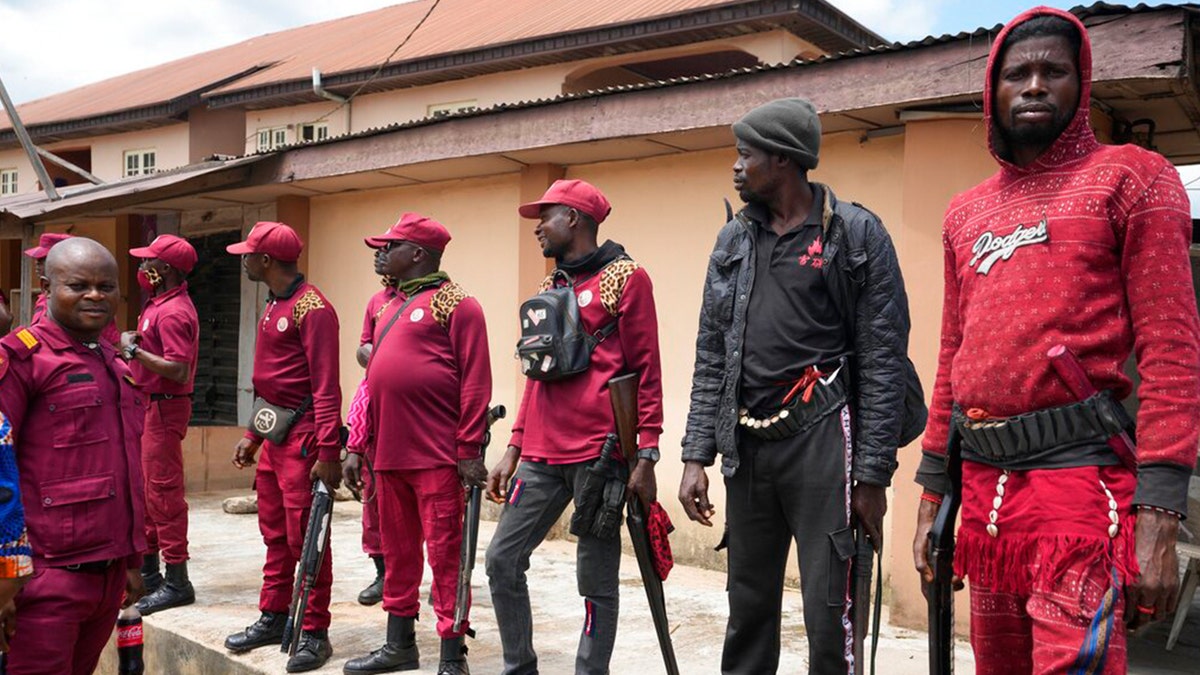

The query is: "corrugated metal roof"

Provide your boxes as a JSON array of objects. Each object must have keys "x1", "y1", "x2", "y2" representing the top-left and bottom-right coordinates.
[
  {"x1": 247, "y1": 2, "x2": 1195, "y2": 155},
  {"x1": 0, "y1": 0, "x2": 880, "y2": 133},
  {"x1": 0, "y1": 155, "x2": 266, "y2": 220}
]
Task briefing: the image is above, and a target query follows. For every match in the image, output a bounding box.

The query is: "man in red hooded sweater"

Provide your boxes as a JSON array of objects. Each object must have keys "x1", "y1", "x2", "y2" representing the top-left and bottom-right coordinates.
[{"x1": 912, "y1": 7, "x2": 1200, "y2": 673}]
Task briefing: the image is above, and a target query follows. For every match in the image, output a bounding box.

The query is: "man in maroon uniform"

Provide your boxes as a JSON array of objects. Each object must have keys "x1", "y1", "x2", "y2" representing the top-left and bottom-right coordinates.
[
  {"x1": 25, "y1": 232, "x2": 119, "y2": 345},
  {"x1": 343, "y1": 248, "x2": 398, "y2": 607},
  {"x1": 120, "y1": 234, "x2": 200, "y2": 615},
  {"x1": 0, "y1": 237, "x2": 147, "y2": 675},
  {"x1": 912, "y1": 8, "x2": 1200, "y2": 673},
  {"x1": 344, "y1": 213, "x2": 492, "y2": 675},
  {"x1": 224, "y1": 221, "x2": 343, "y2": 673},
  {"x1": 486, "y1": 180, "x2": 663, "y2": 675}
]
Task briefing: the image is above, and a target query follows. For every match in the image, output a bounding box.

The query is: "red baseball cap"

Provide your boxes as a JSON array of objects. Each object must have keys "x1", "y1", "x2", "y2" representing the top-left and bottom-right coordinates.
[
  {"x1": 130, "y1": 234, "x2": 198, "y2": 274},
  {"x1": 364, "y1": 212, "x2": 452, "y2": 253},
  {"x1": 225, "y1": 221, "x2": 303, "y2": 262},
  {"x1": 518, "y1": 179, "x2": 612, "y2": 224},
  {"x1": 24, "y1": 232, "x2": 73, "y2": 259}
]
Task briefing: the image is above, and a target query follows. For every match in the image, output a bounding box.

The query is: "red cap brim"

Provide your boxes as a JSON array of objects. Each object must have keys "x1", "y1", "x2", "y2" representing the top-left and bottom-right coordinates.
[
  {"x1": 518, "y1": 201, "x2": 551, "y2": 219},
  {"x1": 23, "y1": 246, "x2": 47, "y2": 258},
  {"x1": 363, "y1": 235, "x2": 395, "y2": 249},
  {"x1": 225, "y1": 241, "x2": 254, "y2": 255},
  {"x1": 128, "y1": 245, "x2": 156, "y2": 258}
]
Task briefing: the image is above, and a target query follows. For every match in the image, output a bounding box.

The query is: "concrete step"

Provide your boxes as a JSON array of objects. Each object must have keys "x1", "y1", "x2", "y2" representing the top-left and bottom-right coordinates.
[{"x1": 95, "y1": 489, "x2": 977, "y2": 674}]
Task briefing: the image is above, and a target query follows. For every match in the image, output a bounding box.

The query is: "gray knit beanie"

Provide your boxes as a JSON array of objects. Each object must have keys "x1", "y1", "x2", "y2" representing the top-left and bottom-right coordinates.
[{"x1": 732, "y1": 98, "x2": 821, "y2": 170}]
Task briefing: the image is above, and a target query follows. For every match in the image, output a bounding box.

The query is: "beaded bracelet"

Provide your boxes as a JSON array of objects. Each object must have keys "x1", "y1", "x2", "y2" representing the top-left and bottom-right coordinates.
[{"x1": 1135, "y1": 504, "x2": 1183, "y2": 519}]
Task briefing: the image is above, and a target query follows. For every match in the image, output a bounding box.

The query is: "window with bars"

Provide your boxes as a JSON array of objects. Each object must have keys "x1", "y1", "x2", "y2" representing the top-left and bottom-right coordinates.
[
  {"x1": 256, "y1": 126, "x2": 289, "y2": 151},
  {"x1": 0, "y1": 169, "x2": 16, "y2": 195},
  {"x1": 427, "y1": 99, "x2": 477, "y2": 118},
  {"x1": 123, "y1": 150, "x2": 156, "y2": 177}
]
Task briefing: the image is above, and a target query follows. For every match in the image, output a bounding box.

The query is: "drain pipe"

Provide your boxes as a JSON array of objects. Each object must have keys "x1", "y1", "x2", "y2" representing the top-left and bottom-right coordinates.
[{"x1": 312, "y1": 68, "x2": 350, "y2": 132}]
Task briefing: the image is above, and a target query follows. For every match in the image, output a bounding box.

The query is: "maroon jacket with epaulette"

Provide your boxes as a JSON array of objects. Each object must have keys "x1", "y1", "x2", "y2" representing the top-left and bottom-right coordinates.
[
  {"x1": 0, "y1": 321, "x2": 146, "y2": 568},
  {"x1": 243, "y1": 276, "x2": 343, "y2": 460}
]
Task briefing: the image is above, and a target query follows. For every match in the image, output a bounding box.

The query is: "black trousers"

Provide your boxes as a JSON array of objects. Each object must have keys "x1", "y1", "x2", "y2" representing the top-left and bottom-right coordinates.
[{"x1": 722, "y1": 405, "x2": 856, "y2": 675}]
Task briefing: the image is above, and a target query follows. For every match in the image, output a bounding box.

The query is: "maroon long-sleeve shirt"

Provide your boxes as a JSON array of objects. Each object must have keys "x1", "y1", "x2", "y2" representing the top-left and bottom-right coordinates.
[
  {"x1": 510, "y1": 259, "x2": 664, "y2": 463},
  {"x1": 366, "y1": 279, "x2": 492, "y2": 470},
  {"x1": 244, "y1": 276, "x2": 343, "y2": 461}
]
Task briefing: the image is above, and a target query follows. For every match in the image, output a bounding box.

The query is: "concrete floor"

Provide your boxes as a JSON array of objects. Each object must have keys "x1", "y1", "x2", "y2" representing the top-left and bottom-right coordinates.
[{"x1": 96, "y1": 490, "x2": 1200, "y2": 674}]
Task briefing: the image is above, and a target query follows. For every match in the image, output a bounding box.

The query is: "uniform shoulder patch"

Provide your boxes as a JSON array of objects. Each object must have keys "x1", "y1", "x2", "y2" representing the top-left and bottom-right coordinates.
[
  {"x1": 0, "y1": 327, "x2": 41, "y2": 360},
  {"x1": 292, "y1": 290, "x2": 327, "y2": 327},
  {"x1": 431, "y1": 281, "x2": 469, "y2": 330},
  {"x1": 599, "y1": 258, "x2": 639, "y2": 317}
]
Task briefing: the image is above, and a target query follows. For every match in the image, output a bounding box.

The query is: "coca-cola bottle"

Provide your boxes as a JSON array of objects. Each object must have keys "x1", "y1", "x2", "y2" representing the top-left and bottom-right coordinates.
[{"x1": 116, "y1": 604, "x2": 145, "y2": 675}]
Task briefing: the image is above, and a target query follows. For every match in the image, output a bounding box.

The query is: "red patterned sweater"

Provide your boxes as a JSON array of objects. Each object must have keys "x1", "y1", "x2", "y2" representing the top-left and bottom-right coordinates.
[{"x1": 916, "y1": 7, "x2": 1200, "y2": 591}]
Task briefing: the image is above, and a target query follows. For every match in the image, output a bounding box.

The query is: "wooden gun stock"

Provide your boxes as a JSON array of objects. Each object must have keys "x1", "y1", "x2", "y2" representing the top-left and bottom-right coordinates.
[{"x1": 609, "y1": 373, "x2": 639, "y2": 462}]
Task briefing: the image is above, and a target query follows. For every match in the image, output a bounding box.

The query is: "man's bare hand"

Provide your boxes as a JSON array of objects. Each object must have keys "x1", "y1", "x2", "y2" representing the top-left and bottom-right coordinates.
[
  {"x1": 311, "y1": 460, "x2": 343, "y2": 490},
  {"x1": 1125, "y1": 508, "x2": 1181, "y2": 630},
  {"x1": 852, "y1": 482, "x2": 887, "y2": 552},
  {"x1": 232, "y1": 437, "x2": 260, "y2": 469},
  {"x1": 123, "y1": 569, "x2": 146, "y2": 608},
  {"x1": 486, "y1": 446, "x2": 521, "y2": 503},
  {"x1": 627, "y1": 460, "x2": 657, "y2": 509},
  {"x1": 458, "y1": 457, "x2": 488, "y2": 489},
  {"x1": 679, "y1": 461, "x2": 714, "y2": 526},
  {"x1": 343, "y1": 453, "x2": 363, "y2": 497},
  {"x1": 0, "y1": 576, "x2": 28, "y2": 652}
]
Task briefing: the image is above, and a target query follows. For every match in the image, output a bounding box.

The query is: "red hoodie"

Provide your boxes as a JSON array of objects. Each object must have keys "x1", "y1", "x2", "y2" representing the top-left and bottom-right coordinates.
[{"x1": 917, "y1": 7, "x2": 1200, "y2": 592}]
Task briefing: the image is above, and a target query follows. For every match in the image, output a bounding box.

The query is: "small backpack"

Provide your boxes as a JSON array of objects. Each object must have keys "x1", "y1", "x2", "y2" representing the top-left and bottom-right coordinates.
[{"x1": 516, "y1": 259, "x2": 633, "y2": 381}]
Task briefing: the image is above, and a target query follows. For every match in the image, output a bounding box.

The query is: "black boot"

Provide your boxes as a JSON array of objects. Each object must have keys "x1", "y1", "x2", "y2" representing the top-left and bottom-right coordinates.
[
  {"x1": 140, "y1": 552, "x2": 163, "y2": 594},
  {"x1": 286, "y1": 629, "x2": 333, "y2": 673},
  {"x1": 225, "y1": 611, "x2": 287, "y2": 653},
  {"x1": 358, "y1": 555, "x2": 385, "y2": 606},
  {"x1": 136, "y1": 561, "x2": 196, "y2": 615},
  {"x1": 343, "y1": 614, "x2": 419, "y2": 674},
  {"x1": 436, "y1": 636, "x2": 469, "y2": 675}
]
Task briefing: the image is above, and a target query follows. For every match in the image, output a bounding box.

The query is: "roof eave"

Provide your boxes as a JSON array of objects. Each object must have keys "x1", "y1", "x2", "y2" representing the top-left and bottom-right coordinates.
[{"x1": 204, "y1": 0, "x2": 885, "y2": 110}]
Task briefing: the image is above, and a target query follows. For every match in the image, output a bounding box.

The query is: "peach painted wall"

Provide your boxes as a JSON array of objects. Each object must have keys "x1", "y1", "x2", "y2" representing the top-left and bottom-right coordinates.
[
  {"x1": 243, "y1": 101, "x2": 352, "y2": 156},
  {"x1": 306, "y1": 174, "x2": 523, "y2": 446},
  {"x1": 890, "y1": 118, "x2": 999, "y2": 634},
  {"x1": 80, "y1": 124, "x2": 191, "y2": 182},
  {"x1": 0, "y1": 147, "x2": 37, "y2": 196}
]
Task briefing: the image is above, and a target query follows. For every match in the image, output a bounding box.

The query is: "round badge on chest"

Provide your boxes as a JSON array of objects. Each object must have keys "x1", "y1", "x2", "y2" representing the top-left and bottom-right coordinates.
[
  {"x1": 578, "y1": 289, "x2": 593, "y2": 307},
  {"x1": 276, "y1": 317, "x2": 289, "y2": 332},
  {"x1": 410, "y1": 308, "x2": 425, "y2": 323}
]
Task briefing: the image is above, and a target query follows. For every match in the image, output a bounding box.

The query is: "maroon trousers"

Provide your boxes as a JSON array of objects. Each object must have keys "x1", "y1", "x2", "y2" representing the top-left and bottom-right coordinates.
[
  {"x1": 255, "y1": 433, "x2": 333, "y2": 631},
  {"x1": 7, "y1": 561, "x2": 128, "y2": 675},
  {"x1": 142, "y1": 397, "x2": 192, "y2": 563},
  {"x1": 377, "y1": 467, "x2": 467, "y2": 638}
]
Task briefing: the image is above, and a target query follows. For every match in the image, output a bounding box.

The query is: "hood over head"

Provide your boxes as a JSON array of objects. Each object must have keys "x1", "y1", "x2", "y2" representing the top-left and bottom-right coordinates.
[{"x1": 985, "y1": 6, "x2": 1095, "y2": 170}]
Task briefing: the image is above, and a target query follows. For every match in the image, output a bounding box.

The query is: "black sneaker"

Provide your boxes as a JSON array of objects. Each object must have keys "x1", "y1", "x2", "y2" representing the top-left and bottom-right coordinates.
[{"x1": 286, "y1": 630, "x2": 333, "y2": 673}]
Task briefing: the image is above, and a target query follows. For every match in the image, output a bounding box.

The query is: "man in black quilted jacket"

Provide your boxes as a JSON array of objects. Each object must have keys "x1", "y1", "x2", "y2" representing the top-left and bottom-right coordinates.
[{"x1": 678, "y1": 97, "x2": 923, "y2": 674}]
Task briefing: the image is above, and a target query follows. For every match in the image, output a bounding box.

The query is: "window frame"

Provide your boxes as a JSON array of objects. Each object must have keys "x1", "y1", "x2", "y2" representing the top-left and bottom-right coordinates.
[
  {"x1": 123, "y1": 149, "x2": 157, "y2": 178},
  {"x1": 0, "y1": 168, "x2": 17, "y2": 195}
]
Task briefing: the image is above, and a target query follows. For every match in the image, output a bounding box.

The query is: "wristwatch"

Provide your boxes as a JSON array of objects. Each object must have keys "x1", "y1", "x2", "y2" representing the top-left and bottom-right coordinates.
[
  {"x1": 636, "y1": 447, "x2": 660, "y2": 463},
  {"x1": 122, "y1": 343, "x2": 139, "y2": 361}
]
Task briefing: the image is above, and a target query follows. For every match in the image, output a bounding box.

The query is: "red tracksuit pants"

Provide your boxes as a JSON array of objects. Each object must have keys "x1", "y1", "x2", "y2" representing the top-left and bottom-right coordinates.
[
  {"x1": 142, "y1": 397, "x2": 191, "y2": 563},
  {"x1": 255, "y1": 433, "x2": 333, "y2": 631},
  {"x1": 377, "y1": 467, "x2": 467, "y2": 638},
  {"x1": 7, "y1": 561, "x2": 129, "y2": 675}
]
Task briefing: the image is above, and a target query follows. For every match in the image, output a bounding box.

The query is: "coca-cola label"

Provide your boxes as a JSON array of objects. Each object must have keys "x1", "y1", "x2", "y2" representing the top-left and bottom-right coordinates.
[
  {"x1": 117, "y1": 622, "x2": 143, "y2": 647},
  {"x1": 968, "y1": 217, "x2": 1050, "y2": 275}
]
